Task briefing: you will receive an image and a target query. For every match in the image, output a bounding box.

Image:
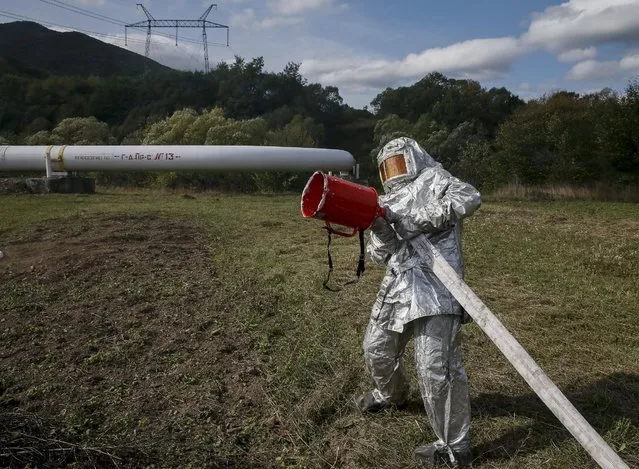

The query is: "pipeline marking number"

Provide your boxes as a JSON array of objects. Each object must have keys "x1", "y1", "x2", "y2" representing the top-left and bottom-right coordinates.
[
  {"x1": 116, "y1": 152, "x2": 182, "y2": 161},
  {"x1": 73, "y1": 152, "x2": 182, "y2": 162}
]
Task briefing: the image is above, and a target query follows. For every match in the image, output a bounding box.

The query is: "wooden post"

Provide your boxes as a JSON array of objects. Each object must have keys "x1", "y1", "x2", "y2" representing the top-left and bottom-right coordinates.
[{"x1": 409, "y1": 234, "x2": 628, "y2": 469}]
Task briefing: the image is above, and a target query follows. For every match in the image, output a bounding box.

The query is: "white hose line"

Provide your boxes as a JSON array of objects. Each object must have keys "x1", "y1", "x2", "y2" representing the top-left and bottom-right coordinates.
[{"x1": 410, "y1": 234, "x2": 629, "y2": 469}]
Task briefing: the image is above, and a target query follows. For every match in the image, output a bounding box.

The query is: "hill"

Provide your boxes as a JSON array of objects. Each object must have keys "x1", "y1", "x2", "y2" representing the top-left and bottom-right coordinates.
[{"x1": 0, "y1": 21, "x2": 171, "y2": 77}]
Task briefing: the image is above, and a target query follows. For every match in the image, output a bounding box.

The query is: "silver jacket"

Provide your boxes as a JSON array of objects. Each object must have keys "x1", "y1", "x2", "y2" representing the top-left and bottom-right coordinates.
[{"x1": 367, "y1": 138, "x2": 481, "y2": 332}]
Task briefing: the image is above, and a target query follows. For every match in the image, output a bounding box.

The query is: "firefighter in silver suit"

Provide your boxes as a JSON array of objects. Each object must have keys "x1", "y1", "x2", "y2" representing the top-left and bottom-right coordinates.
[{"x1": 356, "y1": 137, "x2": 481, "y2": 467}]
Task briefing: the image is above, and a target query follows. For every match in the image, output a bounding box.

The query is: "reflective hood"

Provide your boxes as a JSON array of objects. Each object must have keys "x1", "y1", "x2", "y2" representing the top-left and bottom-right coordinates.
[{"x1": 377, "y1": 137, "x2": 439, "y2": 193}]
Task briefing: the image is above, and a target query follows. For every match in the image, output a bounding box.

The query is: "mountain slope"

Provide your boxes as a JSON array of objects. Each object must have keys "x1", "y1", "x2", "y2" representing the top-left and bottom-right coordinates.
[{"x1": 0, "y1": 21, "x2": 172, "y2": 77}]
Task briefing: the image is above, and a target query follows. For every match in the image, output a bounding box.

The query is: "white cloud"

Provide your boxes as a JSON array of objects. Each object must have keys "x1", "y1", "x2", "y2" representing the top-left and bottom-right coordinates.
[
  {"x1": 301, "y1": 58, "x2": 367, "y2": 75},
  {"x1": 566, "y1": 59, "x2": 621, "y2": 81},
  {"x1": 268, "y1": 0, "x2": 344, "y2": 16},
  {"x1": 300, "y1": 0, "x2": 639, "y2": 94},
  {"x1": 557, "y1": 47, "x2": 597, "y2": 62},
  {"x1": 301, "y1": 37, "x2": 525, "y2": 91},
  {"x1": 230, "y1": 8, "x2": 256, "y2": 29},
  {"x1": 620, "y1": 53, "x2": 639, "y2": 70},
  {"x1": 566, "y1": 52, "x2": 639, "y2": 80},
  {"x1": 257, "y1": 16, "x2": 304, "y2": 29},
  {"x1": 401, "y1": 37, "x2": 525, "y2": 77},
  {"x1": 519, "y1": 82, "x2": 530, "y2": 90},
  {"x1": 523, "y1": 0, "x2": 639, "y2": 52},
  {"x1": 230, "y1": 8, "x2": 303, "y2": 30}
]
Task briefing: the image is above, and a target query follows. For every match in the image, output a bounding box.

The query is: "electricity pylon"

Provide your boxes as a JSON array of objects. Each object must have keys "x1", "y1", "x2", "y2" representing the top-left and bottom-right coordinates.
[{"x1": 125, "y1": 4, "x2": 229, "y2": 73}]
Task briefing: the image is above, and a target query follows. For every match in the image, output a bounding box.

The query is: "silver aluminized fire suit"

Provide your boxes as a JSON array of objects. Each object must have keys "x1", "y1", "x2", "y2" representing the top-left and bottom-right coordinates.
[{"x1": 362, "y1": 137, "x2": 481, "y2": 462}]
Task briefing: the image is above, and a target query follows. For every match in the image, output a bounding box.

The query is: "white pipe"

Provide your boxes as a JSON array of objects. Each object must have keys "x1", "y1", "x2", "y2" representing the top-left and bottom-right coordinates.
[
  {"x1": 409, "y1": 234, "x2": 629, "y2": 469},
  {"x1": 0, "y1": 145, "x2": 355, "y2": 173}
]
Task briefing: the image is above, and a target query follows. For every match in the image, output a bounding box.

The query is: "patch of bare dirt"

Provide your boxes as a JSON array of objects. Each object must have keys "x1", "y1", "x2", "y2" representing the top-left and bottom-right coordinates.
[
  {"x1": 0, "y1": 214, "x2": 274, "y2": 468},
  {"x1": 0, "y1": 178, "x2": 30, "y2": 195}
]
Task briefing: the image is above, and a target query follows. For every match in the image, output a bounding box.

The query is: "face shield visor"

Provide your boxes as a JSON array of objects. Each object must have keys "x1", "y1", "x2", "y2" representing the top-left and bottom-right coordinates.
[{"x1": 379, "y1": 153, "x2": 408, "y2": 185}]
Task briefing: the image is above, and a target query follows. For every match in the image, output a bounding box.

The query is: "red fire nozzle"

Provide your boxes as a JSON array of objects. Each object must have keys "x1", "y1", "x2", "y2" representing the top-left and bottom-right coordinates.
[{"x1": 301, "y1": 171, "x2": 385, "y2": 237}]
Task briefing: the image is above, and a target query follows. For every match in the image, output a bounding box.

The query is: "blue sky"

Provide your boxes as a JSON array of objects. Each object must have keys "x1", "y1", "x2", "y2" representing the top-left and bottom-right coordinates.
[{"x1": 2, "y1": 0, "x2": 639, "y2": 108}]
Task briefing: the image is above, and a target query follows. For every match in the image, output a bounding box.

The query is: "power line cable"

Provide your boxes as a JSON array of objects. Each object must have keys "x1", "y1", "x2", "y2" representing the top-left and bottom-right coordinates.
[
  {"x1": 1, "y1": 9, "x2": 229, "y2": 52},
  {"x1": 36, "y1": 0, "x2": 191, "y2": 44},
  {"x1": 37, "y1": 0, "x2": 190, "y2": 42},
  {"x1": 2, "y1": 3, "x2": 234, "y2": 72},
  {"x1": 0, "y1": 11, "x2": 218, "y2": 74},
  {"x1": 0, "y1": 10, "x2": 145, "y2": 45},
  {"x1": 0, "y1": 9, "x2": 232, "y2": 72},
  {"x1": 38, "y1": 0, "x2": 123, "y2": 26},
  {"x1": 35, "y1": 0, "x2": 230, "y2": 48},
  {"x1": 42, "y1": 0, "x2": 127, "y2": 25}
]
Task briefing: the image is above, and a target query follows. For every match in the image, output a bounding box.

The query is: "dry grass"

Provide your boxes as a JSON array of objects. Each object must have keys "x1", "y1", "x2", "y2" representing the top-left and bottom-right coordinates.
[
  {"x1": 0, "y1": 191, "x2": 638, "y2": 468},
  {"x1": 488, "y1": 183, "x2": 639, "y2": 203}
]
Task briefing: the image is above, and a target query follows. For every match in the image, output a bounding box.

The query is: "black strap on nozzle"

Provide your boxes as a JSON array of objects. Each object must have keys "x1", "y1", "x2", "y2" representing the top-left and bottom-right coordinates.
[
  {"x1": 322, "y1": 226, "x2": 337, "y2": 291},
  {"x1": 322, "y1": 226, "x2": 366, "y2": 291},
  {"x1": 346, "y1": 228, "x2": 366, "y2": 284}
]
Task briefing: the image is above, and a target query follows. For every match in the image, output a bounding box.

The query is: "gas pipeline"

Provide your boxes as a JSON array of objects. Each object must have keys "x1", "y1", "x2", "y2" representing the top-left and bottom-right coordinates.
[
  {"x1": 0, "y1": 145, "x2": 355, "y2": 175},
  {"x1": 300, "y1": 171, "x2": 628, "y2": 469}
]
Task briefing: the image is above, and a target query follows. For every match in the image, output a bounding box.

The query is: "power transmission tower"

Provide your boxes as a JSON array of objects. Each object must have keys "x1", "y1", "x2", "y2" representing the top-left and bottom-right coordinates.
[{"x1": 125, "y1": 4, "x2": 229, "y2": 73}]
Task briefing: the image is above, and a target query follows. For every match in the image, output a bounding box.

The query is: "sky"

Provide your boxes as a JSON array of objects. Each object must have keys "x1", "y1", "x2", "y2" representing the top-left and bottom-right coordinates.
[{"x1": 2, "y1": 0, "x2": 639, "y2": 108}]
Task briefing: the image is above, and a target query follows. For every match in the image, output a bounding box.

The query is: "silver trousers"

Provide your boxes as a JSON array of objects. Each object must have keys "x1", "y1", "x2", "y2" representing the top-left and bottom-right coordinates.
[{"x1": 363, "y1": 314, "x2": 471, "y2": 453}]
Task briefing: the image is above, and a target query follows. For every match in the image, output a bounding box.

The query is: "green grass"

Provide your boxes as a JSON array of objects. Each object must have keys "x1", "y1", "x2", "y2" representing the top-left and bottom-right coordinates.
[
  {"x1": 488, "y1": 183, "x2": 639, "y2": 203},
  {"x1": 0, "y1": 191, "x2": 638, "y2": 468}
]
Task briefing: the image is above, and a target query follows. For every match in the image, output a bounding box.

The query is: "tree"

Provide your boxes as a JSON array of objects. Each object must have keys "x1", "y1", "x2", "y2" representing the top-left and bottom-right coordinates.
[
  {"x1": 25, "y1": 116, "x2": 110, "y2": 145},
  {"x1": 493, "y1": 92, "x2": 612, "y2": 185},
  {"x1": 281, "y1": 62, "x2": 305, "y2": 84},
  {"x1": 373, "y1": 114, "x2": 412, "y2": 146},
  {"x1": 265, "y1": 115, "x2": 323, "y2": 148},
  {"x1": 25, "y1": 130, "x2": 62, "y2": 145},
  {"x1": 253, "y1": 115, "x2": 325, "y2": 192},
  {"x1": 601, "y1": 80, "x2": 639, "y2": 175},
  {"x1": 370, "y1": 72, "x2": 523, "y2": 137},
  {"x1": 205, "y1": 116, "x2": 267, "y2": 145},
  {"x1": 142, "y1": 108, "x2": 200, "y2": 145},
  {"x1": 26, "y1": 117, "x2": 51, "y2": 135},
  {"x1": 139, "y1": 107, "x2": 270, "y2": 190},
  {"x1": 456, "y1": 139, "x2": 493, "y2": 189},
  {"x1": 53, "y1": 116, "x2": 111, "y2": 144}
]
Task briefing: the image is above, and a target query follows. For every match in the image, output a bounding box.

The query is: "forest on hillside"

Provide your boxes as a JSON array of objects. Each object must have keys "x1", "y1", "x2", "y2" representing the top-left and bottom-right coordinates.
[{"x1": 1, "y1": 56, "x2": 638, "y2": 192}]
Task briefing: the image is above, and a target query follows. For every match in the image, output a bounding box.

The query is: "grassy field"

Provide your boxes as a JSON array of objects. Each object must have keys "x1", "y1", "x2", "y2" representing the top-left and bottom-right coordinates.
[{"x1": 0, "y1": 190, "x2": 638, "y2": 468}]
